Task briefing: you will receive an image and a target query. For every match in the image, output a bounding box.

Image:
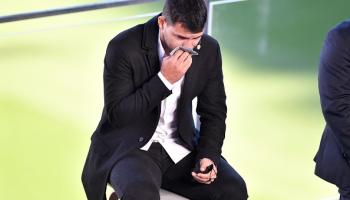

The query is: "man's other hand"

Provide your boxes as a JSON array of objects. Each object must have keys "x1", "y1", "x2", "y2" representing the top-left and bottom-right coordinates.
[{"x1": 191, "y1": 158, "x2": 217, "y2": 184}]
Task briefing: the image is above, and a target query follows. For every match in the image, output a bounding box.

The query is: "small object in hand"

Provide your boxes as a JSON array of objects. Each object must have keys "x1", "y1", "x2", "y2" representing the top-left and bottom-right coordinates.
[
  {"x1": 194, "y1": 163, "x2": 214, "y2": 174},
  {"x1": 170, "y1": 46, "x2": 199, "y2": 56}
]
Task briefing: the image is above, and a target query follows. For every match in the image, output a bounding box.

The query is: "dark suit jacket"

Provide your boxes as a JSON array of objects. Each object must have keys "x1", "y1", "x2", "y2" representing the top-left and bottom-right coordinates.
[
  {"x1": 314, "y1": 19, "x2": 350, "y2": 188},
  {"x1": 82, "y1": 15, "x2": 227, "y2": 200}
]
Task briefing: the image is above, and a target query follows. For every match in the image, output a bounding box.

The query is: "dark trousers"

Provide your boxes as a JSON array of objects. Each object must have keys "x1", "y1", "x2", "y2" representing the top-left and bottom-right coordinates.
[
  {"x1": 340, "y1": 187, "x2": 350, "y2": 200},
  {"x1": 109, "y1": 142, "x2": 248, "y2": 200}
]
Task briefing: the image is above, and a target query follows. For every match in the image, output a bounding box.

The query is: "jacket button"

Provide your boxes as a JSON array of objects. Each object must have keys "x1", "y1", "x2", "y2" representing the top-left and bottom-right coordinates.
[{"x1": 138, "y1": 137, "x2": 144, "y2": 142}]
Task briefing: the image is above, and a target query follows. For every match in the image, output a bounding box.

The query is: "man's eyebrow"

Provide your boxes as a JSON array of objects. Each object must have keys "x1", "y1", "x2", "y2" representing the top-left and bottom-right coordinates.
[{"x1": 174, "y1": 33, "x2": 202, "y2": 39}]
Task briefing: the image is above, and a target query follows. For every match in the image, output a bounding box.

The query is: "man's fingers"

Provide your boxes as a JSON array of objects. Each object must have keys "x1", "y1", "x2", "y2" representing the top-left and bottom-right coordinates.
[
  {"x1": 194, "y1": 168, "x2": 217, "y2": 177},
  {"x1": 172, "y1": 49, "x2": 184, "y2": 58},
  {"x1": 175, "y1": 53, "x2": 191, "y2": 74},
  {"x1": 209, "y1": 171, "x2": 217, "y2": 179},
  {"x1": 182, "y1": 55, "x2": 192, "y2": 69},
  {"x1": 196, "y1": 172, "x2": 211, "y2": 179},
  {"x1": 192, "y1": 171, "x2": 216, "y2": 180},
  {"x1": 191, "y1": 172, "x2": 216, "y2": 184},
  {"x1": 171, "y1": 50, "x2": 192, "y2": 71},
  {"x1": 183, "y1": 55, "x2": 192, "y2": 66},
  {"x1": 196, "y1": 172, "x2": 216, "y2": 180},
  {"x1": 192, "y1": 172, "x2": 210, "y2": 183},
  {"x1": 178, "y1": 51, "x2": 190, "y2": 63},
  {"x1": 191, "y1": 172, "x2": 208, "y2": 180}
]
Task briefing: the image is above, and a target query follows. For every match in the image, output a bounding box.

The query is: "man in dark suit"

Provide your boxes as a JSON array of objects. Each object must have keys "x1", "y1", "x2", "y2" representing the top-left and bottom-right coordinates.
[
  {"x1": 82, "y1": 0, "x2": 248, "y2": 199},
  {"x1": 314, "y1": 19, "x2": 350, "y2": 200}
]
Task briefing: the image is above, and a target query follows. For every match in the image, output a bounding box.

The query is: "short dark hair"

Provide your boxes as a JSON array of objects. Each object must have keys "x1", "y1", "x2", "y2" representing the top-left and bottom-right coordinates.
[{"x1": 162, "y1": 0, "x2": 207, "y2": 33}]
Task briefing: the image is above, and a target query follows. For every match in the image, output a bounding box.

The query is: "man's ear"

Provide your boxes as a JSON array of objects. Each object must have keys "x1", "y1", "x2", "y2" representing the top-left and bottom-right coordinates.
[{"x1": 158, "y1": 16, "x2": 166, "y2": 30}]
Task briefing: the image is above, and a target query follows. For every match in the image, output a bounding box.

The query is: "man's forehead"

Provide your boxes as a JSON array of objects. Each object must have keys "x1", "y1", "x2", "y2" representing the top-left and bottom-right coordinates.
[{"x1": 170, "y1": 22, "x2": 204, "y2": 38}]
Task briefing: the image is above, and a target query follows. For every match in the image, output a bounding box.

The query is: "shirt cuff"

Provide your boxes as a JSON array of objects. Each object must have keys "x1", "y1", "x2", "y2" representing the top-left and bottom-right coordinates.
[{"x1": 158, "y1": 72, "x2": 174, "y2": 90}]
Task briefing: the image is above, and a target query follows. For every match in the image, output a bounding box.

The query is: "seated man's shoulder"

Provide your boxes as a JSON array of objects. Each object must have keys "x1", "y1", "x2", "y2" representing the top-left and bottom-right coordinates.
[
  {"x1": 201, "y1": 34, "x2": 220, "y2": 49},
  {"x1": 329, "y1": 19, "x2": 350, "y2": 40},
  {"x1": 108, "y1": 24, "x2": 144, "y2": 50},
  {"x1": 336, "y1": 19, "x2": 350, "y2": 30}
]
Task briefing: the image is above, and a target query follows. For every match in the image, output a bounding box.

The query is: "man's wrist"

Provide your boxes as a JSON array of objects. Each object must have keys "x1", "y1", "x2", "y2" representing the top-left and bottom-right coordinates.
[{"x1": 158, "y1": 72, "x2": 174, "y2": 90}]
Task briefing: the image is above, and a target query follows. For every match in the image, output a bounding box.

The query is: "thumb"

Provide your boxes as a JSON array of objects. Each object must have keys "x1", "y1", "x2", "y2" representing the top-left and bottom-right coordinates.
[{"x1": 199, "y1": 161, "x2": 207, "y2": 172}]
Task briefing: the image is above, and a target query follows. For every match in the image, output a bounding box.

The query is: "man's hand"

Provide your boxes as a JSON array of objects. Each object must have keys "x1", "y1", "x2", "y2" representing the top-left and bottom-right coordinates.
[
  {"x1": 160, "y1": 49, "x2": 192, "y2": 84},
  {"x1": 191, "y1": 158, "x2": 217, "y2": 184}
]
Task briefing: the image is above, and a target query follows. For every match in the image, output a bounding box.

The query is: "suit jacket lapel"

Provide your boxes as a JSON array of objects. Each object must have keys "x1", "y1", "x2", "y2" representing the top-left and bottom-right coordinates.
[
  {"x1": 142, "y1": 14, "x2": 161, "y2": 76},
  {"x1": 178, "y1": 55, "x2": 199, "y2": 117},
  {"x1": 142, "y1": 14, "x2": 162, "y2": 115}
]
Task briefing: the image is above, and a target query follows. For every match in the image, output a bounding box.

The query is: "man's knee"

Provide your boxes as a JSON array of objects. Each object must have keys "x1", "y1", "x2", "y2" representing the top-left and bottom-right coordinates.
[
  {"x1": 219, "y1": 176, "x2": 248, "y2": 200},
  {"x1": 121, "y1": 180, "x2": 160, "y2": 200},
  {"x1": 339, "y1": 186, "x2": 350, "y2": 200}
]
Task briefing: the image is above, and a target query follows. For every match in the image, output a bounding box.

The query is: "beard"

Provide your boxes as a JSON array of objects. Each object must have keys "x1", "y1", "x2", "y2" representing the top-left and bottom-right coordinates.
[{"x1": 160, "y1": 32, "x2": 174, "y2": 56}]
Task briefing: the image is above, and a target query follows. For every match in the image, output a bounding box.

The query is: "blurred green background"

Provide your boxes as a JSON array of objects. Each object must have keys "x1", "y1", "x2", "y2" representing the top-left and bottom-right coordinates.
[{"x1": 0, "y1": 0, "x2": 349, "y2": 199}]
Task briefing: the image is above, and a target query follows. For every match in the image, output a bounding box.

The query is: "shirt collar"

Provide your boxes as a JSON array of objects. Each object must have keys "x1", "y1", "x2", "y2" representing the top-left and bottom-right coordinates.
[{"x1": 158, "y1": 31, "x2": 165, "y2": 64}]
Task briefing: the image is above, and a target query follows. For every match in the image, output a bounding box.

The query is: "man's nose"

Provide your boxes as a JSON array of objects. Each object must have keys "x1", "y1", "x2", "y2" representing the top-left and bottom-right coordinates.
[{"x1": 182, "y1": 39, "x2": 196, "y2": 49}]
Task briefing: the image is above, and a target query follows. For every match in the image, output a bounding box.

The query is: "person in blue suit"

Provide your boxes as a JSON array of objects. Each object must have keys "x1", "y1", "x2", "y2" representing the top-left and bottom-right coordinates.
[{"x1": 314, "y1": 19, "x2": 350, "y2": 200}]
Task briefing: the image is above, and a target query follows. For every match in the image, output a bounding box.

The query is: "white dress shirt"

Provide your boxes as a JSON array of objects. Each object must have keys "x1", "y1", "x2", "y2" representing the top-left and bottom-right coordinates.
[{"x1": 140, "y1": 32, "x2": 191, "y2": 163}]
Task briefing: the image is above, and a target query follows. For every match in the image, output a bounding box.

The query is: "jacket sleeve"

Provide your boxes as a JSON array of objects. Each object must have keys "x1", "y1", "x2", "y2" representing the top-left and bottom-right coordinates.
[
  {"x1": 103, "y1": 40, "x2": 171, "y2": 128},
  {"x1": 195, "y1": 43, "x2": 227, "y2": 166},
  {"x1": 319, "y1": 26, "x2": 350, "y2": 160}
]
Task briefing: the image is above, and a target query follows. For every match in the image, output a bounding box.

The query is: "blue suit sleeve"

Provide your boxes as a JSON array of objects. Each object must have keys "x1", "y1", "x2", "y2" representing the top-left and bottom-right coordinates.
[{"x1": 318, "y1": 23, "x2": 350, "y2": 159}]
